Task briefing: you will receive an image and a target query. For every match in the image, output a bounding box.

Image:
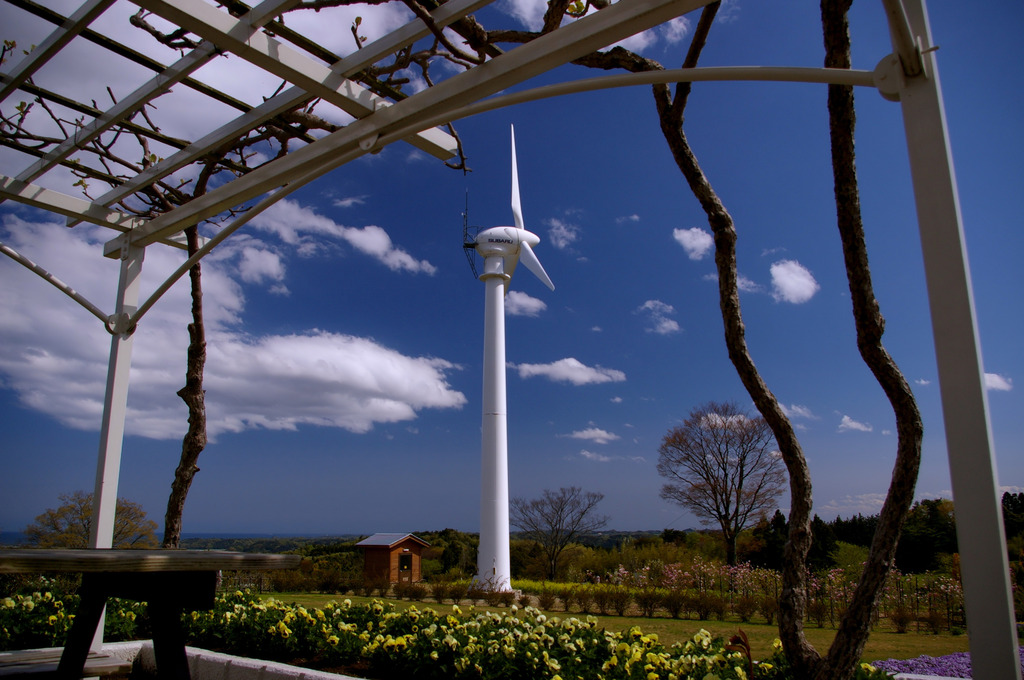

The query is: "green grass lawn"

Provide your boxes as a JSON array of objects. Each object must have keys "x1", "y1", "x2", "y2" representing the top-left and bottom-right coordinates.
[{"x1": 258, "y1": 592, "x2": 969, "y2": 663}]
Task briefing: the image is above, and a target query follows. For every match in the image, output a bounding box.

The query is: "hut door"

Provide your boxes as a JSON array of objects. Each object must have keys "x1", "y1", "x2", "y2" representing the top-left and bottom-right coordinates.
[{"x1": 399, "y1": 553, "x2": 412, "y2": 582}]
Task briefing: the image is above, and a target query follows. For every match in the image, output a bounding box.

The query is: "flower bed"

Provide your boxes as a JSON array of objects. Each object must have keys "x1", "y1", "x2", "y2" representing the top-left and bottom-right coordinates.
[
  {"x1": 872, "y1": 647, "x2": 1024, "y2": 678},
  {"x1": 2, "y1": 590, "x2": 895, "y2": 680}
]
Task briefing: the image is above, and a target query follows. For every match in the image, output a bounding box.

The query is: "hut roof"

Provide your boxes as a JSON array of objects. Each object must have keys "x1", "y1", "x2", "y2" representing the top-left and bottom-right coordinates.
[{"x1": 355, "y1": 533, "x2": 430, "y2": 548}]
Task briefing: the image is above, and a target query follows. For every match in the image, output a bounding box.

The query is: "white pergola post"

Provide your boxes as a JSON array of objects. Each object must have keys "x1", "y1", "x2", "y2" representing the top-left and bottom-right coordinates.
[
  {"x1": 892, "y1": 1, "x2": 1020, "y2": 677},
  {"x1": 89, "y1": 235, "x2": 145, "y2": 551}
]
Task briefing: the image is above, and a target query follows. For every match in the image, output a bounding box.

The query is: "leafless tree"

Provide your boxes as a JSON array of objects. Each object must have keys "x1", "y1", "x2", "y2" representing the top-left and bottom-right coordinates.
[
  {"x1": 510, "y1": 486, "x2": 609, "y2": 580},
  {"x1": 658, "y1": 401, "x2": 786, "y2": 565}
]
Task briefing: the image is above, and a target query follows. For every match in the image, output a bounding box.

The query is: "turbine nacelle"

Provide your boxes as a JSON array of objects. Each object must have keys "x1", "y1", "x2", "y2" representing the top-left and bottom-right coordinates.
[
  {"x1": 474, "y1": 226, "x2": 553, "y2": 291},
  {"x1": 474, "y1": 225, "x2": 539, "y2": 259},
  {"x1": 471, "y1": 126, "x2": 555, "y2": 292}
]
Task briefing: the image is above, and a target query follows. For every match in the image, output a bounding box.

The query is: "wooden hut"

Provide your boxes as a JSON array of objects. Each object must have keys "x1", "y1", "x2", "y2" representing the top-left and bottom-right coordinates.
[{"x1": 356, "y1": 533, "x2": 429, "y2": 583}]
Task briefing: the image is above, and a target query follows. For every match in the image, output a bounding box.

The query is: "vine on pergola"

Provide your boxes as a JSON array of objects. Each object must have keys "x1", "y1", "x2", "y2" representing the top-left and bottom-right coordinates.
[{"x1": 1, "y1": 2, "x2": 923, "y2": 677}]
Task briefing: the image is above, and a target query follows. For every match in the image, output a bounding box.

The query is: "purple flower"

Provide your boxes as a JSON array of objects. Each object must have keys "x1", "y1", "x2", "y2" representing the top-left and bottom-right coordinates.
[{"x1": 872, "y1": 647, "x2": 1024, "y2": 678}]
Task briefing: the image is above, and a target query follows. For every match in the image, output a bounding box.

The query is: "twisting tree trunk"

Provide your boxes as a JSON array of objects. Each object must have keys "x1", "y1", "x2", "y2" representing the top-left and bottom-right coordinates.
[
  {"x1": 162, "y1": 224, "x2": 208, "y2": 549},
  {"x1": 814, "y1": 1, "x2": 924, "y2": 677},
  {"x1": 644, "y1": 4, "x2": 821, "y2": 674}
]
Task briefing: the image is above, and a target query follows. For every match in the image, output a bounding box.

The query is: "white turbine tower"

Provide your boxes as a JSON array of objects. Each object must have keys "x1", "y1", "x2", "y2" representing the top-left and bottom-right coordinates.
[{"x1": 468, "y1": 125, "x2": 554, "y2": 590}]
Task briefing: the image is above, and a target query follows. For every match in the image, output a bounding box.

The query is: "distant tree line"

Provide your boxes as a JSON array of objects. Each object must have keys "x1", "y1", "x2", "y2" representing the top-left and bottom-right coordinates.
[
  {"x1": 738, "y1": 495, "x2": 1024, "y2": 576},
  {"x1": 16, "y1": 491, "x2": 1024, "y2": 590}
]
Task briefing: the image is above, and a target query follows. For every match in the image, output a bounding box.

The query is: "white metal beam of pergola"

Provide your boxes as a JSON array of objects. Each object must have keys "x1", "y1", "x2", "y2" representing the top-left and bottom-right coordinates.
[{"x1": 0, "y1": 0, "x2": 1017, "y2": 676}]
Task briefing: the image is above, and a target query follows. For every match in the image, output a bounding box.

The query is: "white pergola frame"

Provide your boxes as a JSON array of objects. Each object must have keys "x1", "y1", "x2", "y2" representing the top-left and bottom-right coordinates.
[{"x1": 0, "y1": 0, "x2": 1016, "y2": 676}]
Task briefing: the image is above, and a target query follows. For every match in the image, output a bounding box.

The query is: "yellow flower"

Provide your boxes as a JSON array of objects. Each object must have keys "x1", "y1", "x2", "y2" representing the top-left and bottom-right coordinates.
[{"x1": 861, "y1": 662, "x2": 877, "y2": 673}]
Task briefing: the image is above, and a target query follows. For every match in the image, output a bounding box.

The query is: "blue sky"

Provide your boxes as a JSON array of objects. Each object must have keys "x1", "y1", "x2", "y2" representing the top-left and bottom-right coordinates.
[{"x1": 1, "y1": 0, "x2": 1021, "y2": 537}]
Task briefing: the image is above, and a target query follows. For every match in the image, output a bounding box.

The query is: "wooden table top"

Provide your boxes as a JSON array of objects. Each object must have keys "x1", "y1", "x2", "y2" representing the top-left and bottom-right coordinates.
[{"x1": 0, "y1": 549, "x2": 302, "y2": 573}]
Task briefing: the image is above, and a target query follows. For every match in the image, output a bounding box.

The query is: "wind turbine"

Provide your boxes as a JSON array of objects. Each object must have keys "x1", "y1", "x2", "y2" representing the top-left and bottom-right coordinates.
[{"x1": 465, "y1": 125, "x2": 554, "y2": 590}]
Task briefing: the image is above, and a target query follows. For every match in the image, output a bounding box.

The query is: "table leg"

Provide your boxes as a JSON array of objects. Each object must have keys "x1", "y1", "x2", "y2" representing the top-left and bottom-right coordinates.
[
  {"x1": 57, "y1": 575, "x2": 109, "y2": 680},
  {"x1": 148, "y1": 596, "x2": 190, "y2": 680}
]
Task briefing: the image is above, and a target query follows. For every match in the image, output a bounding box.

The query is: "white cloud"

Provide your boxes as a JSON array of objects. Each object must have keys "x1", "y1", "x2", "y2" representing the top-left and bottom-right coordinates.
[
  {"x1": 660, "y1": 16, "x2": 692, "y2": 43},
  {"x1": 236, "y1": 246, "x2": 286, "y2": 286},
  {"x1": 209, "y1": 331, "x2": 465, "y2": 435},
  {"x1": 565, "y1": 427, "x2": 620, "y2": 444},
  {"x1": 616, "y1": 214, "x2": 641, "y2": 225},
  {"x1": 637, "y1": 299, "x2": 681, "y2": 335},
  {"x1": 700, "y1": 270, "x2": 761, "y2": 294},
  {"x1": 505, "y1": 291, "x2": 547, "y2": 317},
  {"x1": 716, "y1": 0, "x2": 741, "y2": 23},
  {"x1": 673, "y1": 227, "x2": 713, "y2": 260},
  {"x1": 782, "y1": 404, "x2": 816, "y2": 420},
  {"x1": 770, "y1": 259, "x2": 820, "y2": 304},
  {"x1": 820, "y1": 493, "x2": 887, "y2": 517},
  {"x1": 577, "y1": 449, "x2": 647, "y2": 464},
  {"x1": 579, "y1": 449, "x2": 612, "y2": 463},
  {"x1": 546, "y1": 217, "x2": 580, "y2": 250},
  {"x1": 0, "y1": 213, "x2": 465, "y2": 440},
  {"x1": 915, "y1": 378, "x2": 931, "y2": 386},
  {"x1": 498, "y1": 1, "x2": 688, "y2": 51},
  {"x1": 838, "y1": 415, "x2": 873, "y2": 433},
  {"x1": 333, "y1": 196, "x2": 367, "y2": 208},
  {"x1": 511, "y1": 357, "x2": 626, "y2": 385},
  {"x1": 250, "y1": 199, "x2": 436, "y2": 274},
  {"x1": 610, "y1": 13, "x2": 691, "y2": 52},
  {"x1": 699, "y1": 412, "x2": 751, "y2": 429},
  {"x1": 610, "y1": 396, "x2": 623, "y2": 404},
  {"x1": 639, "y1": 300, "x2": 673, "y2": 315},
  {"x1": 738, "y1": 275, "x2": 762, "y2": 293},
  {"x1": 499, "y1": 0, "x2": 552, "y2": 31},
  {"x1": 985, "y1": 373, "x2": 1013, "y2": 391}
]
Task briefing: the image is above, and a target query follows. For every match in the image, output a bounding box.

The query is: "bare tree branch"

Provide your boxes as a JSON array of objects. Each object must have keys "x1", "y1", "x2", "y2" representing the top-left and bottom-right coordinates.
[
  {"x1": 658, "y1": 401, "x2": 786, "y2": 565},
  {"x1": 511, "y1": 487, "x2": 608, "y2": 580}
]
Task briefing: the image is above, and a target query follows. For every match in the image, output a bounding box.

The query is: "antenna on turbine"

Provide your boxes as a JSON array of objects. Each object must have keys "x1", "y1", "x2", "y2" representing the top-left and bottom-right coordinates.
[{"x1": 462, "y1": 189, "x2": 480, "y2": 279}]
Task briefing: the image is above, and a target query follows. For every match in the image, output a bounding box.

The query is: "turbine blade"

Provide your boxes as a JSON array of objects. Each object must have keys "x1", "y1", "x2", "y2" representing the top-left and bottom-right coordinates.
[
  {"x1": 505, "y1": 254, "x2": 518, "y2": 282},
  {"x1": 519, "y1": 241, "x2": 555, "y2": 291},
  {"x1": 510, "y1": 125, "x2": 524, "y2": 230},
  {"x1": 503, "y1": 255, "x2": 516, "y2": 295}
]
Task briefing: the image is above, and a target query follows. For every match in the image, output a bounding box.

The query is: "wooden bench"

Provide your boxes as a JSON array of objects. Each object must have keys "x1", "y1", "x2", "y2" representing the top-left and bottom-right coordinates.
[{"x1": 0, "y1": 549, "x2": 302, "y2": 680}]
